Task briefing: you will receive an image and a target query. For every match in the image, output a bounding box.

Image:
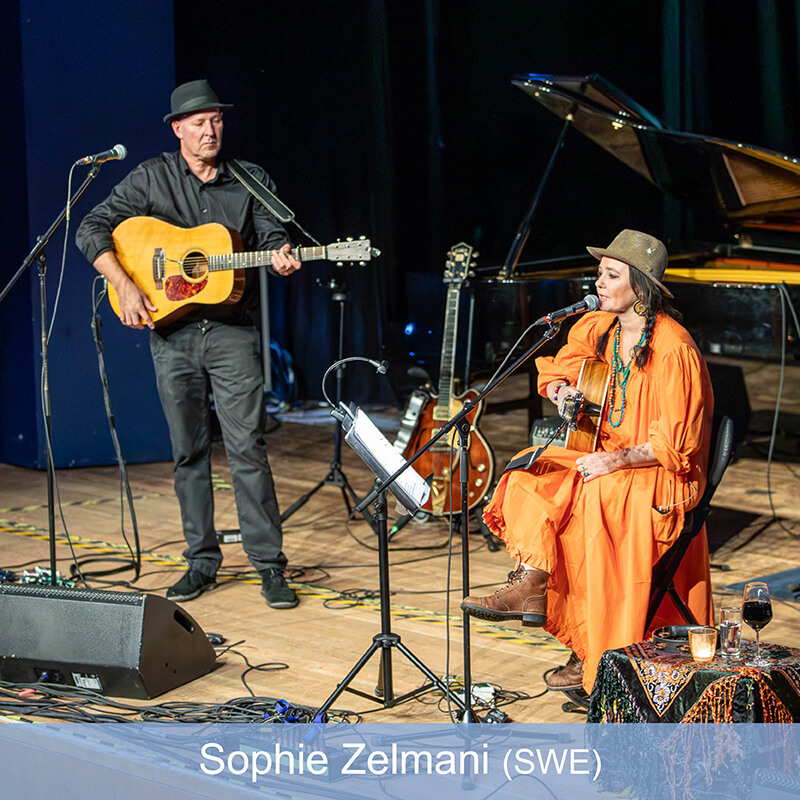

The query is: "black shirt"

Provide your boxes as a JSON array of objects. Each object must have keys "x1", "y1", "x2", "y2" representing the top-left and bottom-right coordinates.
[{"x1": 75, "y1": 151, "x2": 290, "y2": 330}]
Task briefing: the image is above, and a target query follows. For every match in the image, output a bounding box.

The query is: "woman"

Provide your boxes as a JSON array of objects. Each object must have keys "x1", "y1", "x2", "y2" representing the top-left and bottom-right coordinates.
[{"x1": 462, "y1": 229, "x2": 714, "y2": 694}]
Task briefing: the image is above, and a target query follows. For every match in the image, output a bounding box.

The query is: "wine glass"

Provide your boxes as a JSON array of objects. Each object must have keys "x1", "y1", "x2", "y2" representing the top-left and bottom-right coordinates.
[{"x1": 742, "y1": 581, "x2": 773, "y2": 667}]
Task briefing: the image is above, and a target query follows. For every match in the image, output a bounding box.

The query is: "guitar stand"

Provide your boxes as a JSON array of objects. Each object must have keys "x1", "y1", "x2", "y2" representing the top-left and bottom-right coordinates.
[
  {"x1": 280, "y1": 277, "x2": 379, "y2": 535},
  {"x1": 316, "y1": 489, "x2": 470, "y2": 718}
]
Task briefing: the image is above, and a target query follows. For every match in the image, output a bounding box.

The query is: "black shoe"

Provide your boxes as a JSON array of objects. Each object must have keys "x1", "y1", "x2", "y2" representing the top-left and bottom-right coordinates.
[
  {"x1": 260, "y1": 569, "x2": 298, "y2": 609},
  {"x1": 166, "y1": 569, "x2": 218, "y2": 602}
]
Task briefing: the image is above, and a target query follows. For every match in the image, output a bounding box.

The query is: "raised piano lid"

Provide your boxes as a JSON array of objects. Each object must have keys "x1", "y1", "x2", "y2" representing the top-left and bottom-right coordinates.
[{"x1": 514, "y1": 74, "x2": 800, "y2": 284}]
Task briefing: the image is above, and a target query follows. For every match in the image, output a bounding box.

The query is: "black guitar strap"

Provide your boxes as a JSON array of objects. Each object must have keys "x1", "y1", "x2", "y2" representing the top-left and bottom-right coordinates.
[
  {"x1": 504, "y1": 419, "x2": 568, "y2": 473},
  {"x1": 504, "y1": 451, "x2": 542, "y2": 473},
  {"x1": 229, "y1": 160, "x2": 321, "y2": 246},
  {"x1": 229, "y1": 159, "x2": 293, "y2": 222}
]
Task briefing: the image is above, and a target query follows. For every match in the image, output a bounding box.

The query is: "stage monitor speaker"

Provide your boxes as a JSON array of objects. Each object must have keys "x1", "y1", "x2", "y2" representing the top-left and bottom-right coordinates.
[
  {"x1": 0, "y1": 584, "x2": 217, "y2": 699},
  {"x1": 707, "y1": 362, "x2": 751, "y2": 446}
]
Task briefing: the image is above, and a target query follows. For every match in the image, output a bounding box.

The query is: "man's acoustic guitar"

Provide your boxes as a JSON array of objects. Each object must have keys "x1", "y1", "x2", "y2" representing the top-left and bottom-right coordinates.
[{"x1": 109, "y1": 216, "x2": 376, "y2": 326}]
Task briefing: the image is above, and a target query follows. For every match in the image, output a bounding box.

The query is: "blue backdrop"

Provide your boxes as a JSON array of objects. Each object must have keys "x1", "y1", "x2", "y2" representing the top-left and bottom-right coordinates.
[{"x1": 1, "y1": 0, "x2": 175, "y2": 467}]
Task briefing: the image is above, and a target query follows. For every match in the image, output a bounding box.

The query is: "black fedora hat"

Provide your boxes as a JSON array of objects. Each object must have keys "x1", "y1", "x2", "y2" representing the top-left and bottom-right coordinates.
[{"x1": 163, "y1": 79, "x2": 232, "y2": 123}]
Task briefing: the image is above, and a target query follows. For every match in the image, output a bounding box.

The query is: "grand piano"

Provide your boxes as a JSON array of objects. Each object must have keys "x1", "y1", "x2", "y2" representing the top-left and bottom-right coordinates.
[{"x1": 476, "y1": 73, "x2": 800, "y2": 439}]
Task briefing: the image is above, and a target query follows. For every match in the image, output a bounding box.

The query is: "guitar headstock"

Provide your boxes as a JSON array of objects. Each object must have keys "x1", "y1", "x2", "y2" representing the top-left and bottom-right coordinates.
[
  {"x1": 444, "y1": 242, "x2": 478, "y2": 285},
  {"x1": 444, "y1": 242, "x2": 478, "y2": 283},
  {"x1": 328, "y1": 237, "x2": 379, "y2": 265}
]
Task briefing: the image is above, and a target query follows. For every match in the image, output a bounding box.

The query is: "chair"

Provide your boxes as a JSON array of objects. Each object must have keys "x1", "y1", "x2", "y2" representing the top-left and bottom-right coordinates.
[
  {"x1": 644, "y1": 414, "x2": 736, "y2": 630},
  {"x1": 558, "y1": 414, "x2": 736, "y2": 713}
]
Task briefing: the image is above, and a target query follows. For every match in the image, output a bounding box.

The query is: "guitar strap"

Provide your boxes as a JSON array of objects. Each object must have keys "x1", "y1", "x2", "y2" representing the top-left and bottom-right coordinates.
[
  {"x1": 504, "y1": 418, "x2": 568, "y2": 473},
  {"x1": 229, "y1": 160, "x2": 322, "y2": 246},
  {"x1": 504, "y1": 450, "x2": 546, "y2": 473},
  {"x1": 229, "y1": 159, "x2": 294, "y2": 223}
]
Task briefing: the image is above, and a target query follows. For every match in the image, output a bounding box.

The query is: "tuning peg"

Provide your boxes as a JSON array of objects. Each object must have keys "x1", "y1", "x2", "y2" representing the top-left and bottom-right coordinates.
[
  {"x1": 346, "y1": 236, "x2": 353, "y2": 242},
  {"x1": 336, "y1": 261, "x2": 344, "y2": 267},
  {"x1": 359, "y1": 261, "x2": 366, "y2": 266},
  {"x1": 359, "y1": 235, "x2": 366, "y2": 240}
]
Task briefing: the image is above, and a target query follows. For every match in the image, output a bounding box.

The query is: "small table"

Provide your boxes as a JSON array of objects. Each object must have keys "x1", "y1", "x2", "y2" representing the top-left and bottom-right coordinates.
[{"x1": 587, "y1": 639, "x2": 800, "y2": 722}]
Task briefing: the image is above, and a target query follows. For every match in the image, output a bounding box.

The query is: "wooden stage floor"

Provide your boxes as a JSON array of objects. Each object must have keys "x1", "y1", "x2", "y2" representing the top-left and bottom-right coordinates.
[{"x1": 0, "y1": 362, "x2": 798, "y2": 723}]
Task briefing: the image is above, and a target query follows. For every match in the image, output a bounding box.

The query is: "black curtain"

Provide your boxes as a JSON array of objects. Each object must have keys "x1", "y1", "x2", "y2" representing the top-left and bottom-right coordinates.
[{"x1": 172, "y1": 0, "x2": 800, "y2": 400}]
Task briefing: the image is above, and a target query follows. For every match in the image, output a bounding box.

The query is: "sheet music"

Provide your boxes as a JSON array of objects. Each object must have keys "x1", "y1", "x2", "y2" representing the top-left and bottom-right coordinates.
[{"x1": 343, "y1": 407, "x2": 431, "y2": 513}]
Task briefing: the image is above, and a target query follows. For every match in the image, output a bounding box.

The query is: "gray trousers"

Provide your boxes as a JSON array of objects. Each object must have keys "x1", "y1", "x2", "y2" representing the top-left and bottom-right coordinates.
[{"x1": 150, "y1": 321, "x2": 286, "y2": 577}]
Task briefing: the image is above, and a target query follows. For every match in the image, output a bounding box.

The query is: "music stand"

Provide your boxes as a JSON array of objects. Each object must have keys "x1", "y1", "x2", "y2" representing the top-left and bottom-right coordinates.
[{"x1": 315, "y1": 402, "x2": 470, "y2": 718}]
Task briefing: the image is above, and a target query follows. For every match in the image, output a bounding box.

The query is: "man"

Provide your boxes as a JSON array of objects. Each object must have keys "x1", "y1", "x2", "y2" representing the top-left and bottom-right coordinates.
[{"x1": 76, "y1": 79, "x2": 301, "y2": 608}]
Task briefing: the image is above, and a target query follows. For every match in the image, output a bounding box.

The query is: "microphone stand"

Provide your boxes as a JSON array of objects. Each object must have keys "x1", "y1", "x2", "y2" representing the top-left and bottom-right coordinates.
[
  {"x1": 278, "y1": 278, "x2": 379, "y2": 535},
  {"x1": 0, "y1": 163, "x2": 104, "y2": 586},
  {"x1": 353, "y1": 322, "x2": 563, "y2": 721}
]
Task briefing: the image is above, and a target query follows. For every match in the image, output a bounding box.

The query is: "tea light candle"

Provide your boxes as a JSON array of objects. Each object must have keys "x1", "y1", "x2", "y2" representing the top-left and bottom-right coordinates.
[{"x1": 688, "y1": 626, "x2": 717, "y2": 662}]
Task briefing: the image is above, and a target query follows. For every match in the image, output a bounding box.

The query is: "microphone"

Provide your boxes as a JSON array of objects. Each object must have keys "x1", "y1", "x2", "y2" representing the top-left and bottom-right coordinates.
[
  {"x1": 367, "y1": 359, "x2": 389, "y2": 374},
  {"x1": 533, "y1": 295, "x2": 599, "y2": 326},
  {"x1": 74, "y1": 144, "x2": 127, "y2": 166}
]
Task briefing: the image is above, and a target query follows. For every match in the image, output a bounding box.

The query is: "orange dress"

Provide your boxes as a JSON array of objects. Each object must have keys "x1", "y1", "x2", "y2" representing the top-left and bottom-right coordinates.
[{"x1": 483, "y1": 311, "x2": 714, "y2": 692}]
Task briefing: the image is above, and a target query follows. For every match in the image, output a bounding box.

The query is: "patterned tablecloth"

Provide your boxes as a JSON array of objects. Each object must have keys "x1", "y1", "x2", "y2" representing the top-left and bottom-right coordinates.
[{"x1": 587, "y1": 639, "x2": 800, "y2": 722}]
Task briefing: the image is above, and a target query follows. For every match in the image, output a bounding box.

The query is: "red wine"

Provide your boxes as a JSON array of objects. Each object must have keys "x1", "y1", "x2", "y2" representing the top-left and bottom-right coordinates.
[{"x1": 743, "y1": 600, "x2": 773, "y2": 630}]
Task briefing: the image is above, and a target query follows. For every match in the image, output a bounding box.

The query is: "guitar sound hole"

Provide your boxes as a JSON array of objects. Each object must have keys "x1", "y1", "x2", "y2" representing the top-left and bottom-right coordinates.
[{"x1": 183, "y1": 251, "x2": 209, "y2": 280}]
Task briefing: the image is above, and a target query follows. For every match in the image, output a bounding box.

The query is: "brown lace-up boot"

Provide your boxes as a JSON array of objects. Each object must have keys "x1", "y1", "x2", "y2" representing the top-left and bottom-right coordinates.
[
  {"x1": 545, "y1": 651, "x2": 584, "y2": 691},
  {"x1": 460, "y1": 564, "x2": 548, "y2": 626}
]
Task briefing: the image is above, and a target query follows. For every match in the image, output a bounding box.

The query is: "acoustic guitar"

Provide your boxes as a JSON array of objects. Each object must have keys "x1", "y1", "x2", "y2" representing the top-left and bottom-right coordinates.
[
  {"x1": 561, "y1": 359, "x2": 611, "y2": 452},
  {"x1": 397, "y1": 243, "x2": 495, "y2": 516},
  {"x1": 512, "y1": 357, "x2": 611, "y2": 474},
  {"x1": 109, "y1": 216, "x2": 376, "y2": 326}
]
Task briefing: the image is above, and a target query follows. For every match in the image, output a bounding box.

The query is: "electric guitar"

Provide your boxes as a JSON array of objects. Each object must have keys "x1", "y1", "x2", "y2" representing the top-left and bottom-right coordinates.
[
  {"x1": 108, "y1": 216, "x2": 376, "y2": 326},
  {"x1": 397, "y1": 243, "x2": 495, "y2": 516}
]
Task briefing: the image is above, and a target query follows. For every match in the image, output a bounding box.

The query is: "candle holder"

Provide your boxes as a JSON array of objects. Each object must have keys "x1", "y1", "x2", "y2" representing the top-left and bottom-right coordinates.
[{"x1": 688, "y1": 626, "x2": 718, "y2": 663}]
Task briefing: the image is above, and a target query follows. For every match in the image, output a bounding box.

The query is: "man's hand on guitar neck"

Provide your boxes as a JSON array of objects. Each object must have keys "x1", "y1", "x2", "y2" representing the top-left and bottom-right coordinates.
[
  {"x1": 94, "y1": 250, "x2": 157, "y2": 330},
  {"x1": 270, "y1": 243, "x2": 302, "y2": 277}
]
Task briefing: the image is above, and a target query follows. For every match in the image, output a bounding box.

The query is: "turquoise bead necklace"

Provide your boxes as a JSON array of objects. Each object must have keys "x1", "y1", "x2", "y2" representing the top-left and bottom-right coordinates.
[{"x1": 608, "y1": 322, "x2": 648, "y2": 427}]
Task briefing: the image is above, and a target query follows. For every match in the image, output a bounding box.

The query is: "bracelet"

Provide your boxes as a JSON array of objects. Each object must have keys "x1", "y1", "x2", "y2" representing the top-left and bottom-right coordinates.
[{"x1": 551, "y1": 382, "x2": 569, "y2": 402}]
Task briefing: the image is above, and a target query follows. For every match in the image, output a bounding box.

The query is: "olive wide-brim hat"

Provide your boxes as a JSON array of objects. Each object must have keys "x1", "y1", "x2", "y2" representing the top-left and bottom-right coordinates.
[
  {"x1": 163, "y1": 79, "x2": 232, "y2": 123},
  {"x1": 587, "y1": 229, "x2": 674, "y2": 298}
]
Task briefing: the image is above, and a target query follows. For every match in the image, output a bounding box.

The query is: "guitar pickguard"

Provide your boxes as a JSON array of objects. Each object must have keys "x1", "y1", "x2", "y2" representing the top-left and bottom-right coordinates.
[
  {"x1": 165, "y1": 275, "x2": 208, "y2": 301},
  {"x1": 393, "y1": 389, "x2": 430, "y2": 453}
]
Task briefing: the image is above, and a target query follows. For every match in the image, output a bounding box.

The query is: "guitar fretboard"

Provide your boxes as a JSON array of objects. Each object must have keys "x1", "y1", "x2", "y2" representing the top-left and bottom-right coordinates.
[
  {"x1": 435, "y1": 284, "x2": 461, "y2": 415},
  {"x1": 208, "y1": 246, "x2": 326, "y2": 271}
]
